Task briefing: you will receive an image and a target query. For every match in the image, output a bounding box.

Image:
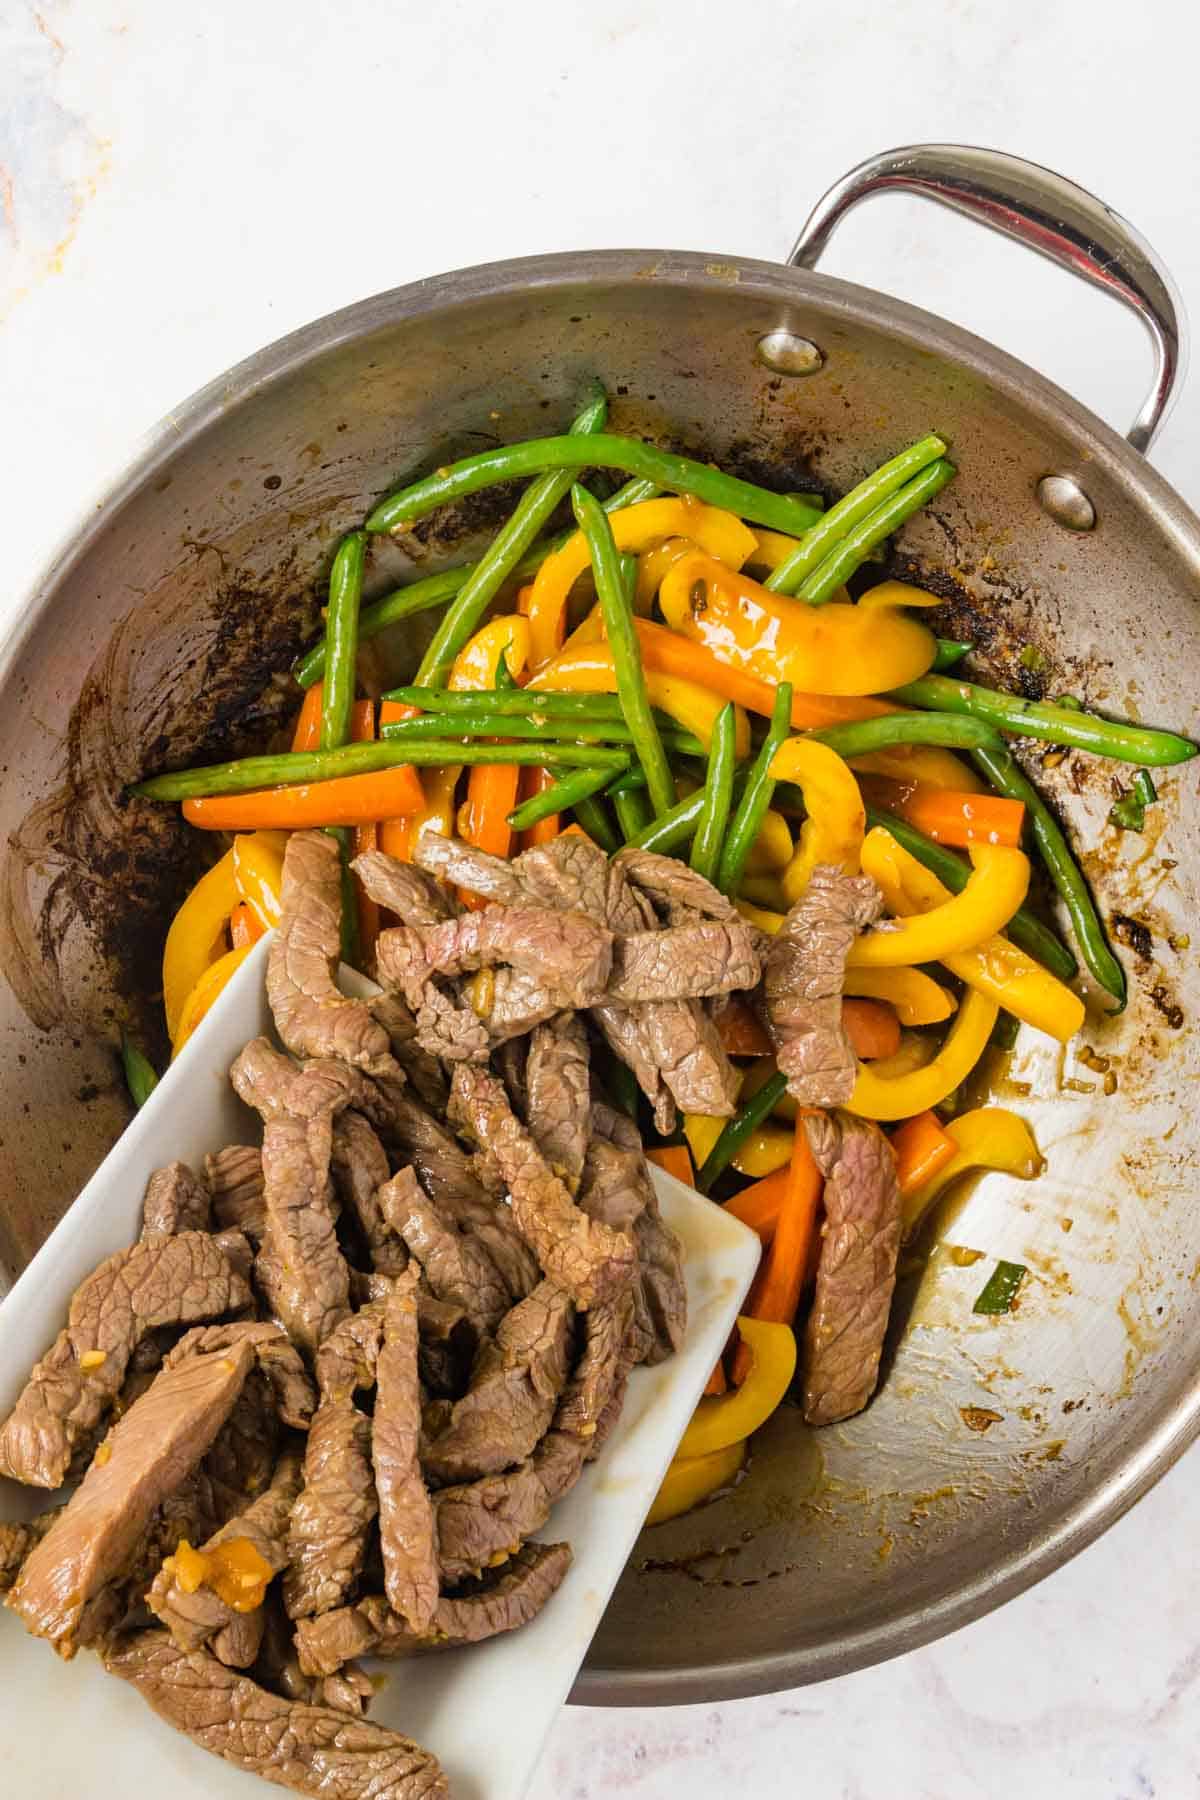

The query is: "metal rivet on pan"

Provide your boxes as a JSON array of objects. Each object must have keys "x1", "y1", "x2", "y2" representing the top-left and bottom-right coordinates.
[
  {"x1": 756, "y1": 329, "x2": 824, "y2": 376},
  {"x1": 1036, "y1": 474, "x2": 1096, "y2": 531}
]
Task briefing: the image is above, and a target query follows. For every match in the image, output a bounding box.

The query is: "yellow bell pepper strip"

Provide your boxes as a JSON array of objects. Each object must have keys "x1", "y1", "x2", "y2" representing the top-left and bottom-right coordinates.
[
  {"x1": 742, "y1": 806, "x2": 793, "y2": 875},
  {"x1": 843, "y1": 967, "x2": 956, "y2": 1026},
  {"x1": 902, "y1": 1104, "x2": 1044, "y2": 1237},
  {"x1": 646, "y1": 1438, "x2": 746, "y2": 1527},
  {"x1": 847, "y1": 987, "x2": 999, "y2": 1121},
  {"x1": 770, "y1": 738, "x2": 865, "y2": 906},
  {"x1": 747, "y1": 528, "x2": 805, "y2": 572},
  {"x1": 863, "y1": 827, "x2": 1086, "y2": 1041},
  {"x1": 232, "y1": 830, "x2": 286, "y2": 928},
  {"x1": 172, "y1": 944, "x2": 254, "y2": 1057},
  {"x1": 680, "y1": 1112, "x2": 786, "y2": 1178},
  {"x1": 634, "y1": 617, "x2": 897, "y2": 728},
  {"x1": 162, "y1": 849, "x2": 239, "y2": 1043},
  {"x1": 739, "y1": 1057, "x2": 797, "y2": 1123},
  {"x1": 849, "y1": 832, "x2": 1030, "y2": 968},
  {"x1": 529, "y1": 644, "x2": 750, "y2": 758},
  {"x1": 861, "y1": 1032, "x2": 939, "y2": 1080},
  {"x1": 856, "y1": 578, "x2": 942, "y2": 612},
  {"x1": 676, "y1": 1316, "x2": 797, "y2": 1459},
  {"x1": 527, "y1": 498, "x2": 758, "y2": 667},
  {"x1": 415, "y1": 615, "x2": 531, "y2": 846},
  {"x1": 850, "y1": 745, "x2": 986, "y2": 792},
  {"x1": 658, "y1": 552, "x2": 938, "y2": 697}
]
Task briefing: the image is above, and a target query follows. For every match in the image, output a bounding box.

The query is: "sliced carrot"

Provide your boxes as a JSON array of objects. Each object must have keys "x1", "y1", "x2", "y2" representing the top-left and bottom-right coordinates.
[
  {"x1": 291, "y1": 682, "x2": 325, "y2": 752},
  {"x1": 647, "y1": 1144, "x2": 696, "y2": 1188},
  {"x1": 376, "y1": 701, "x2": 423, "y2": 866},
  {"x1": 228, "y1": 901, "x2": 265, "y2": 949},
  {"x1": 632, "y1": 618, "x2": 897, "y2": 729},
  {"x1": 463, "y1": 763, "x2": 521, "y2": 860},
  {"x1": 890, "y1": 1109, "x2": 959, "y2": 1197},
  {"x1": 703, "y1": 1360, "x2": 728, "y2": 1397},
  {"x1": 859, "y1": 774, "x2": 1025, "y2": 849},
  {"x1": 841, "y1": 997, "x2": 902, "y2": 1061},
  {"x1": 716, "y1": 995, "x2": 773, "y2": 1058},
  {"x1": 182, "y1": 764, "x2": 425, "y2": 832},
  {"x1": 517, "y1": 766, "x2": 562, "y2": 850},
  {"x1": 734, "y1": 1128, "x2": 823, "y2": 1382},
  {"x1": 722, "y1": 1165, "x2": 789, "y2": 1244}
]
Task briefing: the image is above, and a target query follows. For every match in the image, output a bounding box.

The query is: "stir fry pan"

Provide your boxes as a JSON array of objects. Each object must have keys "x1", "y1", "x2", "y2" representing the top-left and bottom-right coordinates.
[{"x1": 1, "y1": 144, "x2": 1197, "y2": 1702}]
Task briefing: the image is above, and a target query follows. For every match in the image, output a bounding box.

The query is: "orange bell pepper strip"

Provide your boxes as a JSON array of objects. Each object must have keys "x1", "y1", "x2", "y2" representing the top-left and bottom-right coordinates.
[
  {"x1": 841, "y1": 997, "x2": 902, "y2": 1062},
  {"x1": 890, "y1": 1110, "x2": 959, "y2": 1197},
  {"x1": 859, "y1": 775, "x2": 1025, "y2": 849},
  {"x1": 181, "y1": 765, "x2": 424, "y2": 831},
  {"x1": 715, "y1": 996, "x2": 773, "y2": 1058},
  {"x1": 228, "y1": 902, "x2": 265, "y2": 950},
  {"x1": 658, "y1": 552, "x2": 938, "y2": 697},
  {"x1": 172, "y1": 944, "x2": 253, "y2": 1056},
  {"x1": 646, "y1": 1144, "x2": 696, "y2": 1188}
]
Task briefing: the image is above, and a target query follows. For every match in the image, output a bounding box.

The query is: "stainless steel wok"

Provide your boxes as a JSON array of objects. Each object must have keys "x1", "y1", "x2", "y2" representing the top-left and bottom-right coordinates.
[{"x1": 1, "y1": 144, "x2": 1197, "y2": 1703}]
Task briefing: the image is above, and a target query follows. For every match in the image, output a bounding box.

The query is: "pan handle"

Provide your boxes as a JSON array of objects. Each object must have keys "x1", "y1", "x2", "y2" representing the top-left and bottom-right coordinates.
[{"x1": 789, "y1": 143, "x2": 1187, "y2": 456}]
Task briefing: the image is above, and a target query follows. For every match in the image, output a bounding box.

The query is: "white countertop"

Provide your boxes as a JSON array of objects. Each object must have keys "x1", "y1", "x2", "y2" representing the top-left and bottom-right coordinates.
[{"x1": 5, "y1": 1, "x2": 1200, "y2": 1794}]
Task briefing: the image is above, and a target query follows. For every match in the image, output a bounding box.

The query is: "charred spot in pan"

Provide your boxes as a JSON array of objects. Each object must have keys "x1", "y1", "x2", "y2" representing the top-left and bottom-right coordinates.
[
  {"x1": 396, "y1": 479, "x2": 526, "y2": 559},
  {"x1": 1112, "y1": 913, "x2": 1154, "y2": 962},
  {"x1": 1148, "y1": 983, "x2": 1184, "y2": 1030}
]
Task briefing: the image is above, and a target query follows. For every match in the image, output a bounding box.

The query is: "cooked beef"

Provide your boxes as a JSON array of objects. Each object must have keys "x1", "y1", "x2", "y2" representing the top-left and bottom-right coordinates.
[
  {"x1": 636, "y1": 999, "x2": 739, "y2": 1117},
  {"x1": 165, "y1": 1323, "x2": 316, "y2": 1431},
  {"x1": 258, "y1": 1116, "x2": 350, "y2": 1354},
  {"x1": 372, "y1": 1272, "x2": 437, "y2": 1634},
  {"x1": 524, "y1": 1012, "x2": 591, "y2": 1193},
  {"x1": 206, "y1": 1145, "x2": 267, "y2": 1238},
  {"x1": 607, "y1": 919, "x2": 763, "y2": 1002},
  {"x1": 422, "y1": 1280, "x2": 575, "y2": 1485},
  {"x1": 555, "y1": 1292, "x2": 634, "y2": 1442},
  {"x1": 147, "y1": 1444, "x2": 303, "y2": 1653},
  {"x1": 352, "y1": 850, "x2": 459, "y2": 927},
  {"x1": 576, "y1": 1135, "x2": 652, "y2": 1235},
  {"x1": 331, "y1": 1113, "x2": 407, "y2": 1274},
  {"x1": 450, "y1": 1064, "x2": 637, "y2": 1310},
  {"x1": 375, "y1": 924, "x2": 491, "y2": 1062},
  {"x1": 610, "y1": 846, "x2": 739, "y2": 923},
  {"x1": 413, "y1": 833, "x2": 525, "y2": 904},
  {"x1": 231, "y1": 1036, "x2": 374, "y2": 1124},
  {"x1": 765, "y1": 865, "x2": 884, "y2": 1106},
  {"x1": 369, "y1": 991, "x2": 449, "y2": 1109},
  {"x1": 267, "y1": 830, "x2": 395, "y2": 1075},
  {"x1": 141, "y1": 1162, "x2": 212, "y2": 1237},
  {"x1": 0, "y1": 1512, "x2": 58, "y2": 1594},
  {"x1": 296, "y1": 1541, "x2": 572, "y2": 1674},
  {"x1": 200, "y1": 1371, "x2": 282, "y2": 1525},
  {"x1": 802, "y1": 1110, "x2": 902, "y2": 1427},
  {"x1": 515, "y1": 836, "x2": 611, "y2": 916},
  {"x1": 585, "y1": 1107, "x2": 687, "y2": 1365},
  {"x1": 632, "y1": 1200, "x2": 689, "y2": 1365},
  {"x1": 104, "y1": 1631, "x2": 447, "y2": 1799},
  {"x1": 414, "y1": 1294, "x2": 477, "y2": 1398},
  {"x1": 380, "y1": 1166, "x2": 512, "y2": 1336},
  {"x1": 285, "y1": 1308, "x2": 385, "y2": 1622},
  {"x1": 255, "y1": 1596, "x2": 373, "y2": 1715},
  {"x1": 0, "y1": 1232, "x2": 252, "y2": 1489},
  {"x1": 212, "y1": 1606, "x2": 267, "y2": 1670},
  {"x1": 7, "y1": 1340, "x2": 255, "y2": 1654}
]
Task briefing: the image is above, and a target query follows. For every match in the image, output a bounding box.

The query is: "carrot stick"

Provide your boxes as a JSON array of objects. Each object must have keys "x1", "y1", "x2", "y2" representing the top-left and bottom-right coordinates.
[
  {"x1": 646, "y1": 1144, "x2": 696, "y2": 1188},
  {"x1": 841, "y1": 997, "x2": 902, "y2": 1061},
  {"x1": 716, "y1": 996, "x2": 773, "y2": 1058},
  {"x1": 228, "y1": 901, "x2": 265, "y2": 949},
  {"x1": 736, "y1": 1127, "x2": 823, "y2": 1358},
  {"x1": 703, "y1": 1360, "x2": 728, "y2": 1397},
  {"x1": 182, "y1": 764, "x2": 425, "y2": 831},
  {"x1": 890, "y1": 1109, "x2": 958, "y2": 1196},
  {"x1": 632, "y1": 618, "x2": 897, "y2": 729},
  {"x1": 291, "y1": 683, "x2": 325, "y2": 752},
  {"x1": 463, "y1": 763, "x2": 520, "y2": 859},
  {"x1": 377, "y1": 700, "x2": 422, "y2": 865},
  {"x1": 722, "y1": 1165, "x2": 789, "y2": 1243},
  {"x1": 517, "y1": 766, "x2": 562, "y2": 849},
  {"x1": 859, "y1": 774, "x2": 1025, "y2": 849}
]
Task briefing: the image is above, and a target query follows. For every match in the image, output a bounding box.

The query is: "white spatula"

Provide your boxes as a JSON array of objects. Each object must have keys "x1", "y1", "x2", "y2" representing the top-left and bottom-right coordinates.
[{"x1": 0, "y1": 935, "x2": 759, "y2": 1800}]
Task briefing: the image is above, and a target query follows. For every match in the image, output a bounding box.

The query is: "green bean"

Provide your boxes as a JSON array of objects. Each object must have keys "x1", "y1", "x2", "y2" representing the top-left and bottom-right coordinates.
[
  {"x1": 765, "y1": 435, "x2": 947, "y2": 596},
  {"x1": 690, "y1": 703, "x2": 737, "y2": 883},
  {"x1": 862, "y1": 804, "x2": 1077, "y2": 980},
  {"x1": 889, "y1": 674, "x2": 1197, "y2": 766},
  {"x1": 320, "y1": 530, "x2": 367, "y2": 750},
  {"x1": 627, "y1": 788, "x2": 708, "y2": 855},
  {"x1": 506, "y1": 762, "x2": 629, "y2": 831},
  {"x1": 811, "y1": 712, "x2": 1002, "y2": 759},
  {"x1": 697, "y1": 1070, "x2": 788, "y2": 1193},
  {"x1": 933, "y1": 639, "x2": 973, "y2": 671},
  {"x1": 572, "y1": 484, "x2": 676, "y2": 817},
  {"x1": 605, "y1": 765, "x2": 649, "y2": 797},
  {"x1": 133, "y1": 740, "x2": 629, "y2": 801},
  {"x1": 295, "y1": 471, "x2": 658, "y2": 689},
  {"x1": 120, "y1": 1032, "x2": 159, "y2": 1109},
  {"x1": 380, "y1": 713, "x2": 704, "y2": 756},
  {"x1": 718, "y1": 681, "x2": 792, "y2": 896},
  {"x1": 614, "y1": 786, "x2": 652, "y2": 842},
  {"x1": 972, "y1": 1259, "x2": 1027, "y2": 1315},
  {"x1": 414, "y1": 390, "x2": 609, "y2": 687},
  {"x1": 971, "y1": 743, "x2": 1125, "y2": 1007},
  {"x1": 366, "y1": 434, "x2": 825, "y2": 539},
  {"x1": 384, "y1": 686, "x2": 638, "y2": 718},
  {"x1": 572, "y1": 793, "x2": 620, "y2": 853},
  {"x1": 792, "y1": 460, "x2": 957, "y2": 605}
]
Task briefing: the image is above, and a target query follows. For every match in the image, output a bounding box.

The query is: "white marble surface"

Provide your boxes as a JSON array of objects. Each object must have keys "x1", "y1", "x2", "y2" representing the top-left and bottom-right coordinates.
[{"x1": 3, "y1": 1, "x2": 1200, "y2": 1793}]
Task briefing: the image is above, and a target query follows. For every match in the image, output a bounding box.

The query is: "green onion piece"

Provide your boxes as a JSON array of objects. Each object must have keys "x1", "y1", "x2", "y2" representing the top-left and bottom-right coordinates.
[
  {"x1": 121, "y1": 1033, "x2": 159, "y2": 1109},
  {"x1": 972, "y1": 1260, "x2": 1028, "y2": 1315},
  {"x1": 1109, "y1": 769, "x2": 1158, "y2": 831}
]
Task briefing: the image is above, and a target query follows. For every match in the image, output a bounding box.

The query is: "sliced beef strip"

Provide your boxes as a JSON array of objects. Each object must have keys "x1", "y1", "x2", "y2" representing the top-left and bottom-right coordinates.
[
  {"x1": 352, "y1": 850, "x2": 460, "y2": 927},
  {"x1": 296, "y1": 1540, "x2": 572, "y2": 1674},
  {"x1": 380, "y1": 1166, "x2": 512, "y2": 1336},
  {"x1": 104, "y1": 1631, "x2": 448, "y2": 1800},
  {"x1": 610, "y1": 847, "x2": 739, "y2": 923},
  {"x1": 206, "y1": 1145, "x2": 266, "y2": 1239},
  {"x1": 331, "y1": 1113, "x2": 408, "y2": 1274},
  {"x1": 413, "y1": 833, "x2": 526, "y2": 904},
  {"x1": 369, "y1": 991, "x2": 449, "y2": 1110},
  {"x1": 422, "y1": 1280, "x2": 576, "y2": 1486},
  {"x1": 147, "y1": 1444, "x2": 304, "y2": 1654},
  {"x1": 258, "y1": 1115, "x2": 351, "y2": 1355},
  {"x1": 372, "y1": 1271, "x2": 438, "y2": 1634},
  {"x1": 765, "y1": 864, "x2": 884, "y2": 1107},
  {"x1": 256, "y1": 1596, "x2": 374, "y2": 1716},
  {"x1": 585, "y1": 1105, "x2": 687, "y2": 1365},
  {"x1": 285, "y1": 1307, "x2": 386, "y2": 1623},
  {"x1": 231, "y1": 1037, "x2": 376, "y2": 1125},
  {"x1": 199, "y1": 1371, "x2": 282, "y2": 1524},
  {"x1": 0, "y1": 1511, "x2": 58, "y2": 1594},
  {"x1": 165, "y1": 1322, "x2": 316, "y2": 1431},
  {"x1": 212, "y1": 1606, "x2": 267, "y2": 1671},
  {"x1": 523, "y1": 1012, "x2": 591, "y2": 1194},
  {"x1": 636, "y1": 998, "x2": 740, "y2": 1118},
  {"x1": 607, "y1": 918, "x2": 764, "y2": 1003},
  {"x1": 6, "y1": 1339, "x2": 255, "y2": 1654},
  {"x1": 450, "y1": 1064, "x2": 637, "y2": 1311},
  {"x1": 141, "y1": 1162, "x2": 212, "y2": 1237},
  {"x1": 414, "y1": 1294, "x2": 477, "y2": 1399},
  {"x1": 632, "y1": 1201, "x2": 689, "y2": 1366},
  {"x1": 375, "y1": 924, "x2": 491, "y2": 1062},
  {"x1": 267, "y1": 829, "x2": 395, "y2": 1076},
  {"x1": 0, "y1": 1232, "x2": 252, "y2": 1489},
  {"x1": 802, "y1": 1110, "x2": 902, "y2": 1428}
]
